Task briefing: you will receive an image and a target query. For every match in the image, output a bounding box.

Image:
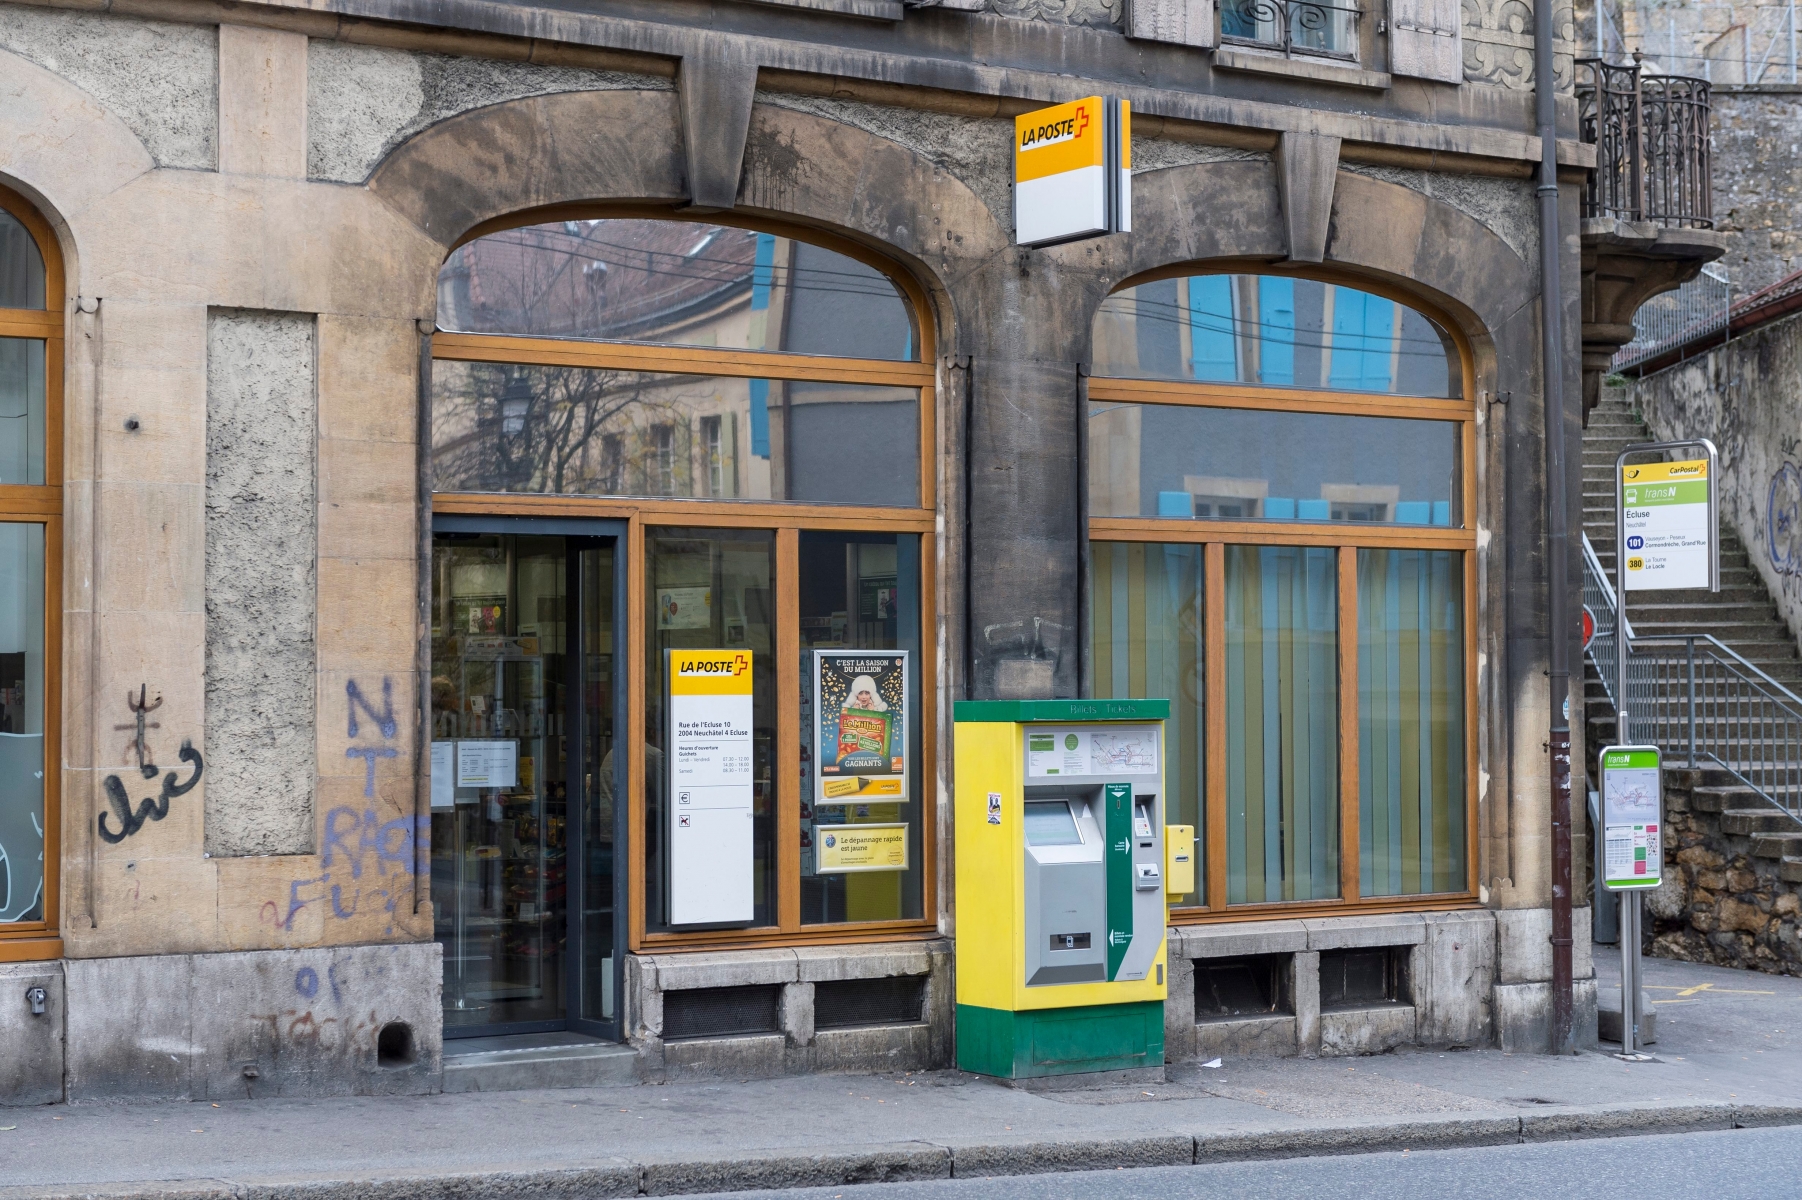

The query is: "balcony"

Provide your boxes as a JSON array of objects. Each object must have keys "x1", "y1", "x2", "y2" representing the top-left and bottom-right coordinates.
[{"x1": 1576, "y1": 56, "x2": 1726, "y2": 424}]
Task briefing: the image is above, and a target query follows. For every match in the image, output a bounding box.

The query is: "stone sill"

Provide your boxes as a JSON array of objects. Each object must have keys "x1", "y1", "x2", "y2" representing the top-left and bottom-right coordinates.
[
  {"x1": 1214, "y1": 46, "x2": 1392, "y2": 91},
  {"x1": 741, "y1": 0, "x2": 905, "y2": 19}
]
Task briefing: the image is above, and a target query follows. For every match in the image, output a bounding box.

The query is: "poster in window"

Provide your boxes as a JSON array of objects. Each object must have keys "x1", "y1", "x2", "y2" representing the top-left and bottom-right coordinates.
[{"x1": 813, "y1": 650, "x2": 908, "y2": 803}]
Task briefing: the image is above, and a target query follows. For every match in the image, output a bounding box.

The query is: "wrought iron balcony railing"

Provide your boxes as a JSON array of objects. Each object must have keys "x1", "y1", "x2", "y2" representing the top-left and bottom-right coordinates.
[
  {"x1": 1221, "y1": 0, "x2": 1360, "y2": 59},
  {"x1": 1577, "y1": 57, "x2": 1714, "y2": 229}
]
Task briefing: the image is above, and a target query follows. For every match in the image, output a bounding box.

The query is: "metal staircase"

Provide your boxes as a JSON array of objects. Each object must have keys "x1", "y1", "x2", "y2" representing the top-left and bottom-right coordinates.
[{"x1": 1581, "y1": 393, "x2": 1802, "y2": 882}]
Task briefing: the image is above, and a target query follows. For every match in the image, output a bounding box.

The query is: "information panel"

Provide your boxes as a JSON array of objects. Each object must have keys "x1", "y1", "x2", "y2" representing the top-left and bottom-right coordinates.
[
  {"x1": 667, "y1": 649, "x2": 755, "y2": 924},
  {"x1": 1622, "y1": 459, "x2": 1711, "y2": 591},
  {"x1": 813, "y1": 650, "x2": 908, "y2": 803},
  {"x1": 1600, "y1": 744, "x2": 1663, "y2": 890},
  {"x1": 1025, "y1": 724, "x2": 1159, "y2": 779}
]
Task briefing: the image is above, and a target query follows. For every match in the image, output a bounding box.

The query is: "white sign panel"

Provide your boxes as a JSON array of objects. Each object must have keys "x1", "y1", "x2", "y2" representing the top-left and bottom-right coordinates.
[
  {"x1": 668, "y1": 650, "x2": 756, "y2": 925},
  {"x1": 1013, "y1": 95, "x2": 1130, "y2": 248},
  {"x1": 1622, "y1": 459, "x2": 1711, "y2": 591},
  {"x1": 456, "y1": 739, "x2": 517, "y2": 789},
  {"x1": 1601, "y1": 744, "x2": 1662, "y2": 890},
  {"x1": 1025, "y1": 724, "x2": 1160, "y2": 778},
  {"x1": 430, "y1": 741, "x2": 456, "y2": 809}
]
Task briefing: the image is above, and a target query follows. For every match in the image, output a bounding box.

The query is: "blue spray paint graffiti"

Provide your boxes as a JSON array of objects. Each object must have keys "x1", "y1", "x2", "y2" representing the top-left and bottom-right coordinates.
[
  {"x1": 264, "y1": 677, "x2": 423, "y2": 933},
  {"x1": 1769, "y1": 462, "x2": 1802, "y2": 576}
]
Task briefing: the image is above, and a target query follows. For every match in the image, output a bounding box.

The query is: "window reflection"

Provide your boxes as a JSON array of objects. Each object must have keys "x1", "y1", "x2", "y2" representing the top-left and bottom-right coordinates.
[
  {"x1": 439, "y1": 220, "x2": 916, "y2": 361},
  {"x1": 0, "y1": 338, "x2": 45, "y2": 486},
  {"x1": 0, "y1": 522, "x2": 45, "y2": 924},
  {"x1": 1088, "y1": 402, "x2": 1458, "y2": 526},
  {"x1": 433, "y1": 362, "x2": 919, "y2": 506},
  {"x1": 0, "y1": 212, "x2": 44, "y2": 311},
  {"x1": 1094, "y1": 275, "x2": 1460, "y2": 398},
  {"x1": 798, "y1": 531, "x2": 924, "y2": 926}
]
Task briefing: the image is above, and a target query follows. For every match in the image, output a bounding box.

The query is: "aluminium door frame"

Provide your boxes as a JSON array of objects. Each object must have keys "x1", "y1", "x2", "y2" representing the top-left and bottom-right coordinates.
[{"x1": 432, "y1": 514, "x2": 630, "y2": 1042}]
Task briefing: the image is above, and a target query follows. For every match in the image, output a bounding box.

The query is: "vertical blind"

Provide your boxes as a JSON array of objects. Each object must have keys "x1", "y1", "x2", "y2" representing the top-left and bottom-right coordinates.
[
  {"x1": 1224, "y1": 545, "x2": 1339, "y2": 904},
  {"x1": 1357, "y1": 548, "x2": 1466, "y2": 896},
  {"x1": 1090, "y1": 542, "x2": 1204, "y2": 905}
]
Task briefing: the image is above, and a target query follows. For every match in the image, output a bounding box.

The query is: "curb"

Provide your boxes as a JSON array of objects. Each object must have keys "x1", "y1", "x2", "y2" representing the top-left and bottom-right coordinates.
[{"x1": 11, "y1": 1103, "x2": 1802, "y2": 1199}]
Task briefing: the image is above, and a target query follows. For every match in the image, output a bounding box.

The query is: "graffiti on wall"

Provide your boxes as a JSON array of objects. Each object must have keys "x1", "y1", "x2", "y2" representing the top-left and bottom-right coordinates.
[
  {"x1": 97, "y1": 741, "x2": 204, "y2": 844},
  {"x1": 96, "y1": 687, "x2": 204, "y2": 845},
  {"x1": 1768, "y1": 462, "x2": 1802, "y2": 575},
  {"x1": 262, "y1": 677, "x2": 420, "y2": 934}
]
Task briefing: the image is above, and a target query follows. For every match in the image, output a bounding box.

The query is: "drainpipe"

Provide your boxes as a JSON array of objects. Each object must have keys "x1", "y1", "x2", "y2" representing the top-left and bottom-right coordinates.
[{"x1": 1536, "y1": 0, "x2": 1576, "y2": 1054}]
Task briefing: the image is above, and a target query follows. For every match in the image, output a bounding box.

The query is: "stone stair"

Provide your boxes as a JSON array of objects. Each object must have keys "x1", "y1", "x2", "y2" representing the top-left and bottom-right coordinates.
[
  {"x1": 1583, "y1": 396, "x2": 1802, "y2": 734},
  {"x1": 1683, "y1": 769, "x2": 1802, "y2": 883}
]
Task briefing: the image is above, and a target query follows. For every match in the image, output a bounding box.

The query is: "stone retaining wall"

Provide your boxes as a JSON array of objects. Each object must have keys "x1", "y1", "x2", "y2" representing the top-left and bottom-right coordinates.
[{"x1": 1646, "y1": 769, "x2": 1802, "y2": 974}]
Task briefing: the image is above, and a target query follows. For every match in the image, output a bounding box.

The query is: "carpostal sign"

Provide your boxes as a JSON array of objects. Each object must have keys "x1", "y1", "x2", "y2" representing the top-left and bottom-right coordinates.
[
  {"x1": 1014, "y1": 96, "x2": 1131, "y2": 247},
  {"x1": 1622, "y1": 458, "x2": 1711, "y2": 591}
]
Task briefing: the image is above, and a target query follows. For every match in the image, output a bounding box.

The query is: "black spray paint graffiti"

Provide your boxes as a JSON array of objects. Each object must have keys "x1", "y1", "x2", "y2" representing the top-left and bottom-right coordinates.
[
  {"x1": 98, "y1": 740, "x2": 203, "y2": 844},
  {"x1": 1769, "y1": 462, "x2": 1802, "y2": 576}
]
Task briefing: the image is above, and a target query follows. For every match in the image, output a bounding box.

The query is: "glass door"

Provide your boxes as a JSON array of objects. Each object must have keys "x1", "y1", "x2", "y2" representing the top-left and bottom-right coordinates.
[{"x1": 431, "y1": 523, "x2": 625, "y2": 1039}]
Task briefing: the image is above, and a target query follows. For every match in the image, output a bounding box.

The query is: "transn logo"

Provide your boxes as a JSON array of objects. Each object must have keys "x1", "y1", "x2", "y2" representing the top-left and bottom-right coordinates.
[{"x1": 1019, "y1": 105, "x2": 1089, "y2": 151}]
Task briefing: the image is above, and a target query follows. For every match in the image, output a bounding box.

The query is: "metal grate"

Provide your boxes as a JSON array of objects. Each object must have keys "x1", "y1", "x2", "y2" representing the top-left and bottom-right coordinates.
[
  {"x1": 814, "y1": 976, "x2": 928, "y2": 1030},
  {"x1": 1194, "y1": 954, "x2": 1290, "y2": 1019},
  {"x1": 662, "y1": 984, "x2": 782, "y2": 1041}
]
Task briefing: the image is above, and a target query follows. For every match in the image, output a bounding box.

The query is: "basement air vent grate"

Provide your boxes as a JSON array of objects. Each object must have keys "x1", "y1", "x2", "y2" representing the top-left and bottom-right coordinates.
[
  {"x1": 662, "y1": 984, "x2": 782, "y2": 1041},
  {"x1": 814, "y1": 976, "x2": 928, "y2": 1030}
]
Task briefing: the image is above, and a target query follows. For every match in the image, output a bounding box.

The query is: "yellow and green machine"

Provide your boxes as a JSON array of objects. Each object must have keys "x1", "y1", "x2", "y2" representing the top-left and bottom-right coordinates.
[{"x1": 953, "y1": 699, "x2": 1191, "y2": 1081}]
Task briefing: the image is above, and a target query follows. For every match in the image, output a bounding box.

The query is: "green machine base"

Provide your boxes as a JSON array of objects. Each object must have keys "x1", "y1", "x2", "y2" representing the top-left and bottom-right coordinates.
[{"x1": 955, "y1": 1001, "x2": 1165, "y2": 1080}]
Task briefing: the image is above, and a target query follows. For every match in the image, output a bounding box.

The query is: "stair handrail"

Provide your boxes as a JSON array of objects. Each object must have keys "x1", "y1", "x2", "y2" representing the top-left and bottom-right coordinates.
[
  {"x1": 1581, "y1": 531, "x2": 1634, "y2": 641},
  {"x1": 1582, "y1": 533, "x2": 1802, "y2": 822},
  {"x1": 1630, "y1": 633, "x2": 1802, "y2": 712}
]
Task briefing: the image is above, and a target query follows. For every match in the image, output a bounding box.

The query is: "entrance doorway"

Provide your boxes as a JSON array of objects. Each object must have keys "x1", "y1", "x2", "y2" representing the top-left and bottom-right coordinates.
[{"x1": 430, "y1": 519, "x2": 626, "y2": 1039}]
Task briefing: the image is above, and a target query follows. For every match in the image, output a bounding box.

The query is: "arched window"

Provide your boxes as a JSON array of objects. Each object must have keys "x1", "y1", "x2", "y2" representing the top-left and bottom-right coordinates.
[
  {"x1": 1087, "y1": 272, "x2": 1473, "y2": 919},
  {"x1": 0, "y1": 186, "x2": 62, "y2": 952},
  {"x1": 429, "y1": 215, "x2": 935, "y2": 1017},
  {"x1": 432, "y1": 219, "x2": 923, "y2": 505}
]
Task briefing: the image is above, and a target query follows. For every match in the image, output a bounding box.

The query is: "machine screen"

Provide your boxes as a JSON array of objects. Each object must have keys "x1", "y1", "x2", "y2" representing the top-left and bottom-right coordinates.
[{"x1": 1024, "y1": 800, "x2": 1083, "y2": 846}]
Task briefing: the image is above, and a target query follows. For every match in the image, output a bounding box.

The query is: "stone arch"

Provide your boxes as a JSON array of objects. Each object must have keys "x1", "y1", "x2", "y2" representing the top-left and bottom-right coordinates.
[
  {"x1": 0, "y1": 47, "x2": 156, "y2": 295},
  {"x1": 1080, "y1": 160, "x2": 1533, "y2": 380},
  {"x1": 367, "y1": 90, "x2": 1010, "y2": 344}
]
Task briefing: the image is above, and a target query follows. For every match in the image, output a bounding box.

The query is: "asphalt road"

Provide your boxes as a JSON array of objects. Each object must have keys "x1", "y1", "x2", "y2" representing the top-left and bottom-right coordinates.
[{"x1": 685, "y1": 1126, "x2": 1802, "y2": 1200}]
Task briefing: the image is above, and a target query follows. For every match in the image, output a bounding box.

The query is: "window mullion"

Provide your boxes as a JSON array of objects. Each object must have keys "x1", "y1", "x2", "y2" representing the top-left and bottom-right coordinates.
[
  {"x1": 776, "y1": 526, "x2": 802, "y2": 933},
  {"x1": 1337, "y1": 546, "x2": 1362, "y2": 903},
  {"x1": 1204, "y1": 541, "x2": 1228, "y2": 911}
]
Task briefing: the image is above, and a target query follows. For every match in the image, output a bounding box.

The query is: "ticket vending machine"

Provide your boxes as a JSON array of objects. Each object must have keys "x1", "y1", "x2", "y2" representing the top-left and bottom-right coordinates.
[{"x1": 952, "y1": 699, "x2": 1172, "y2": 1083}]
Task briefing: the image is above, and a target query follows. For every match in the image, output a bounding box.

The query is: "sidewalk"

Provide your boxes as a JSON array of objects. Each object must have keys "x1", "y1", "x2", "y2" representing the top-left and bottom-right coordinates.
[{"x1": 4, "y1": 956, "x2": 1799, "y2": 1199}]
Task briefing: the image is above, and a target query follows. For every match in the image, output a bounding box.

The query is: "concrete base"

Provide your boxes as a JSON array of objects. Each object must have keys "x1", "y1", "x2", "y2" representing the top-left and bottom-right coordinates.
[
  {"x1": 0, "y1": 961, "x2": 64, "y2": 1106},
  {"x1": 1195, "y1": 1014, "x2": 1299, "y2": 1058},
  {"x1": 443, "y1": 1032, "x2": 638, "y2": 1092},
  {"x1": 629, "y1": 939, "x2": 953, "y2": 1081},
  {"x1": 1597, "y1": 988, "x2": 1659, "y2": 1045},
  {"x1": 62, "y1": 943, "x2": 443, "y2": 1102},
  {"x1": 1000, "y1": 1065, "x2": 1167, "y2": 1091},
  {"x1": 1320, "y1": 1004, "x2": 1416, "y2": 1056}
]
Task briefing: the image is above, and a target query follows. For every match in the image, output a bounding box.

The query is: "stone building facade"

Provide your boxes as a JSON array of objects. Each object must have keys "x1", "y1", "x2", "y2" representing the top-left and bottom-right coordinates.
[{"x1": 0, "y1": 0, "x2": 1600, "y2": 1103}]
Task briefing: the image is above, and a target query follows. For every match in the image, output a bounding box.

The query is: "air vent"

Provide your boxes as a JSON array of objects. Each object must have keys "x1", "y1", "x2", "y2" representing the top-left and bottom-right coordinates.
[
  {"x1": 1194, "y1": 954, "x2": 1290, "y2": 1019},
  {"x1": 662, "y1": 984, "x2": 782, "y2": 1041},
  {"x1": 814, "y1": 976, "x2": 927, "y2": 1030},
  {"x1": 1319, "y1": 946, "x2": 1407, "y2": 1010}
]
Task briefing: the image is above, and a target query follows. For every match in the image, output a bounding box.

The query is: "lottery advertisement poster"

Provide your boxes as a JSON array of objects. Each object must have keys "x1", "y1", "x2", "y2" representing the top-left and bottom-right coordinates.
[{"x1": 812, "y1": 650, "x2": 909, "y2": 803}]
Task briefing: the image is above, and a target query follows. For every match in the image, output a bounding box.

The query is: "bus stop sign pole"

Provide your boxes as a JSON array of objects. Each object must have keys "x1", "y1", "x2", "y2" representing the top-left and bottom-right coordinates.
[{"x1": 1611, "y1": 437, "x2": 1717, "y2": 1059}]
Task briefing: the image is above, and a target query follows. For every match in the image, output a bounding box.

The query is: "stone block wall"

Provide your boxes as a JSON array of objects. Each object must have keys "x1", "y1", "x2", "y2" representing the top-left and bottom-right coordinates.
[{"x1": 1646, "y1": 769, "x2": 1802, "y2": 974}]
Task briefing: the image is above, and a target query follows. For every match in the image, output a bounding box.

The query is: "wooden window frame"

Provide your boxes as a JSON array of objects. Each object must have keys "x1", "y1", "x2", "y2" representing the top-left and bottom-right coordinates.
[
  {"x1": 430, "y1": 210, "x2": 940, "y2": 954},
  {"x1": 0, "y1": 182, "x2": 65, "y2": 962},
  {"x1": 1087, "y1": 271, "x2": 1480, "y2": 924}
]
